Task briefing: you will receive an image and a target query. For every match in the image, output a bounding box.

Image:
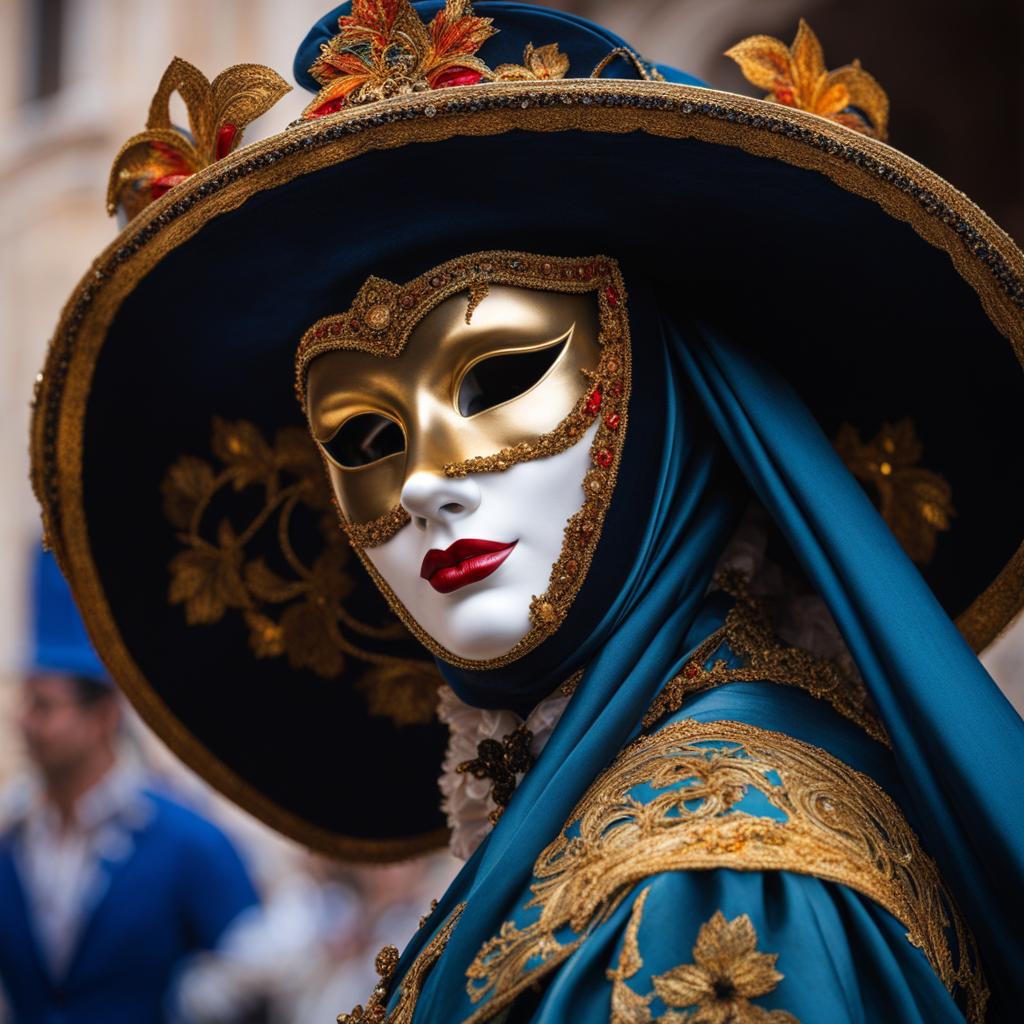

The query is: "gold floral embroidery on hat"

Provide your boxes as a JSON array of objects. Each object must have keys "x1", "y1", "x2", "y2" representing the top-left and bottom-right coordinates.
[
  {"x1": 726, "y1": 19, "x2": 889, "y2": 140},
  {"x1": 608, "y1": 888, "x2": 798, "y2": 1024},
  {"x1": 835, "y1": 419, "x2": 954, "y2": 565},
  {"x1": 302, "y1": 0, "x2": 569, "y2": 119},
  {"x1": 161, "y1": 417, "x2": 441, "y2": 726},
  {"x1": 107, "y1": 57, "x2": 290, "y2": 221}
]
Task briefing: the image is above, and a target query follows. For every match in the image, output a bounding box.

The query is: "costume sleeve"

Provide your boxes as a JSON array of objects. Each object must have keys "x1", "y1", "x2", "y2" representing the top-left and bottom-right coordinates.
[
  {"x1": 176, "y1": 813, "x2": 260, "y2": 950},
  {"x1": 528, "y1": 870, "x2": 968, "y2": 1024}
]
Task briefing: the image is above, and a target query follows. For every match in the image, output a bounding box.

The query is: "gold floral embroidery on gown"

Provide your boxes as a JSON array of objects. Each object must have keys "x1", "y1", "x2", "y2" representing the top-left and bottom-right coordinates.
[{"x1": 608, "y1": 887, "x2": 798, "y2": 1023}]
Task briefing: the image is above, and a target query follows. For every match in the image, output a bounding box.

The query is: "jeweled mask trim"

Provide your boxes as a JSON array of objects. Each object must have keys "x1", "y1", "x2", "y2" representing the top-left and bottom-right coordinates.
[{"x1": 297, "y1": 251, "x2": 632, "y2": 670}]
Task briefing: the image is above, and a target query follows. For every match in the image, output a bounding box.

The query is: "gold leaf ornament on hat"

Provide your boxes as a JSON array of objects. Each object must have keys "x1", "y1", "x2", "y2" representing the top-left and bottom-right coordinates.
[
  {"x1": 106, "y1": 57, "x2": 291, "y2": 221},
  {"x1": 303, "y1": 0, "x2": 569, "y2": 118},
  {"x1": 726, "y1": 19, "x2": 889, "y2": 140}
]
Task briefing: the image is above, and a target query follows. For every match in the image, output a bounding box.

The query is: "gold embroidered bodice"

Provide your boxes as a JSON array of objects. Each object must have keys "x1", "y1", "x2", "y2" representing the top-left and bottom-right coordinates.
[{"x1": 341, "y1": 590, "x2": 986, "y2": 1024}]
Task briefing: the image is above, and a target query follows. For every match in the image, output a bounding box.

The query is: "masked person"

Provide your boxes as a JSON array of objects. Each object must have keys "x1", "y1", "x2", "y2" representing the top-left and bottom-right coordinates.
[
  {"x1": 30, "y1": 3, "x2": 1024, "y2": 1022},
  {"x1": 0, "y1": 550, "x2": 259, "y2": 1024}
]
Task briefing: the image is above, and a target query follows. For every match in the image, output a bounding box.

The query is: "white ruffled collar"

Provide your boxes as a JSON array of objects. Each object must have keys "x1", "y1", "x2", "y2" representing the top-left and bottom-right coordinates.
[{"x1": 436, "y1": 686, "x2": 570, "y2": 861}]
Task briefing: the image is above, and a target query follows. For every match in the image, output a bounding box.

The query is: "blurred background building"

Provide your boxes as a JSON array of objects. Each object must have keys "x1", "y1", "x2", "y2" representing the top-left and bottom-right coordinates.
[{"x1": 0, "y1": 0, "x2": 1021, "y2": 1020}]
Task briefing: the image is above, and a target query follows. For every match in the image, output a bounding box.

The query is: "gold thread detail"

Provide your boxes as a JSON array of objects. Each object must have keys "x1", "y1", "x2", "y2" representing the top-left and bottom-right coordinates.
[
  {"x1": 725, "y1": 19, "x2": 888, "y2": 140},
  {"x1": 303, "y1": 0, "x2": 569, "y2": 119},
  {"x1": 835, "y1": 419, "x2": 954, "y2": 566},
  {"x1": 338, "y1": 903, "x2": 466, "y2": 1023},
  {"x1": 643, "y1": 571, "x2": 888, "y2": 746},
  {"x1": 107, "y1": 57, "x2": 290, "y2": 219},
  {"x1": 463, "y1": 720, "x2": 986, "y2": 1024},
  {"x1": 591, "y1": 47, "x2": 662, "y2": 84},
  {"x1": 608, "y1": 889, "x2": 799, "y2": 1023}
]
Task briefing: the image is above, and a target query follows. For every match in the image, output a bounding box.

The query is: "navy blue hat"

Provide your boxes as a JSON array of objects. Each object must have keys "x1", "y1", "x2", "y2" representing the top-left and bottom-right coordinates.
[
  {"x1": 30, "y1": 2, "x2": 1024, "y2": 859},
  {"x1": 30, "y1": 546, "x2": 108, "y2": 683}
]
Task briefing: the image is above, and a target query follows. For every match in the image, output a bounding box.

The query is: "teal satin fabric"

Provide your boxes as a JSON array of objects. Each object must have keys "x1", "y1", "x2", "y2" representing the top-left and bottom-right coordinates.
[
  {"x1": 530, "y1": 869, "x2": 964, "y2": 1024},
  {"x1": 389, "y1": 279, "x2": 1023, "y2": 1022},
  {"x1": 677, "y1": 318, "x2": 1024, "y2": 1017}
]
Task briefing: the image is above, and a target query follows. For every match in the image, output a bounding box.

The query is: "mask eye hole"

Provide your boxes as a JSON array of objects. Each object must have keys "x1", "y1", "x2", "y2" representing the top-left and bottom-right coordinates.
[
  {"x1": 458, "y1": 335, "x2": 569, "y2": 417},
  {"x1": 322, "y1": 414, "x2": 405, "y2": 468}
]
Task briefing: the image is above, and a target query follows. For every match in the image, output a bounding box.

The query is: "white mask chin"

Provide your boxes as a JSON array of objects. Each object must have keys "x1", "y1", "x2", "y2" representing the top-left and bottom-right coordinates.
[{"x1": 365, "y1": 420, "x2": 599, "y2": 662}]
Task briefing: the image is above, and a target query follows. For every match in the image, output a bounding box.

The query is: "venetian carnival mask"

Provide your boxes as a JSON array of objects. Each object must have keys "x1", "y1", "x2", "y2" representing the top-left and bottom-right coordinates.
[{"x1": 297, "y1": 253, "x2": 632, "y2": 667}]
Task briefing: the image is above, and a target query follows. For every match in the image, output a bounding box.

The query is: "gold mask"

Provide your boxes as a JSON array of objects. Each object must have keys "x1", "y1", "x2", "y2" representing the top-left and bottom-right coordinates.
[{"x1": 296, "y1": 252, "x2": 633, "y2": 667}]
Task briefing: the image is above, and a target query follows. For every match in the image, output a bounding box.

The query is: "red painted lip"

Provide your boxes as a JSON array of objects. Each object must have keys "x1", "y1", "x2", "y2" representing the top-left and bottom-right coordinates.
[{"x1": 420, "y1": 538, "x2": 518, "y2": 594}]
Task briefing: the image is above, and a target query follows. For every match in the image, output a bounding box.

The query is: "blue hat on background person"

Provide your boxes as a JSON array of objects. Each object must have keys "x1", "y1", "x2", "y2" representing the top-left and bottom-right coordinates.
[{"x1": 29, "y1": 546, "x2": 108, "y2": 685}]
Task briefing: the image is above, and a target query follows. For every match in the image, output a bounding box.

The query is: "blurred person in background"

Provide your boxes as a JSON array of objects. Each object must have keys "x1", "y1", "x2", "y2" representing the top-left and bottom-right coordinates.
[
  {"x1": 175, "y1": 853, "x2": 459, "y2": 1024},
  {"x1": 0, "y1": 550, "x2": 260, "y2": 1024}
]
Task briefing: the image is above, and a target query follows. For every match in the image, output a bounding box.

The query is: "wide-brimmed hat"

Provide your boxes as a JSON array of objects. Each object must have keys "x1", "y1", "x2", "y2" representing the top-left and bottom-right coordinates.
[{"x1": 31, "y1": 1, "x2": 1024, "y2": 860}]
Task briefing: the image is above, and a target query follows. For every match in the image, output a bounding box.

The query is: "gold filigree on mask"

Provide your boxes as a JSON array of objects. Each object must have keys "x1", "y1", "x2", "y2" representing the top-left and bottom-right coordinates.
[
  {"x1": 160, "y1": 417, "x2": 442, "y2": 726},
  {"x1": 299, "y1": 252, "x2": 632, "y2": 671},
  {"x1": 305, "y1": 282, "x2": 602, "y2": 525}
]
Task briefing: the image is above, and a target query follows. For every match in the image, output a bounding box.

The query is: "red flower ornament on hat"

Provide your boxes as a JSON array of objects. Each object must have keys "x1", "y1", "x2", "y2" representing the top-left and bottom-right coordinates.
[{"x1": 303, "y1": 0, "x2": 568, "y2": 119}]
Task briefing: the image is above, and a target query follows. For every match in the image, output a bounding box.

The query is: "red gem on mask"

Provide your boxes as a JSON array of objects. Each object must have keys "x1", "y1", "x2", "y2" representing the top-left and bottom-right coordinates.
[
  {"x1": 683, "y1": 662, "x2": 699, "y2": 679},
  {"x1": 594, "y1": 448, "x2": 613, "y2": 468},
  {"x1": 604, "y1": 412, "x2": 621, "y2": 430},
  {"x1": 611, "y1": 379, "x2": 624, "y2": 398},
  {"x1": 585, "y1": 389, "x2": 602, "y2": 416},
  {"x1": 605, "y1": 286, "x2": 620, "y2": 308}
]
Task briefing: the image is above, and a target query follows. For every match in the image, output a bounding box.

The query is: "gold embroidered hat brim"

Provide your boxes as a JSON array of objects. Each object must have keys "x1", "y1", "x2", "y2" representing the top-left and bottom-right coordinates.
[{"x1": 32, "y1": 78, "x2": 1024, "y2": 860}]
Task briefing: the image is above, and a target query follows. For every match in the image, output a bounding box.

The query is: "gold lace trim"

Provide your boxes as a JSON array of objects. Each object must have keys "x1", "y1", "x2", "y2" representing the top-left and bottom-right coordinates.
[
  {"x1": 464, "y1": 720, "x2": 986, "y2": 1024},
  {"x1": 644, "y1": 572, "x2": 888, "y2": 746},
  {"x1": 609, "y1": 890, "x2": 798, "y2": 1023},
  {"x1": 339, "y1": 903, "x2": 466, "y2": 1023}
]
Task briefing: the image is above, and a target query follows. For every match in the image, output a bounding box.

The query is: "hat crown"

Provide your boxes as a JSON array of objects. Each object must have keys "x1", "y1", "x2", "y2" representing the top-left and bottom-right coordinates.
[{"x1": 293, "y1": 1, "x2": 701, "y2": 117}]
